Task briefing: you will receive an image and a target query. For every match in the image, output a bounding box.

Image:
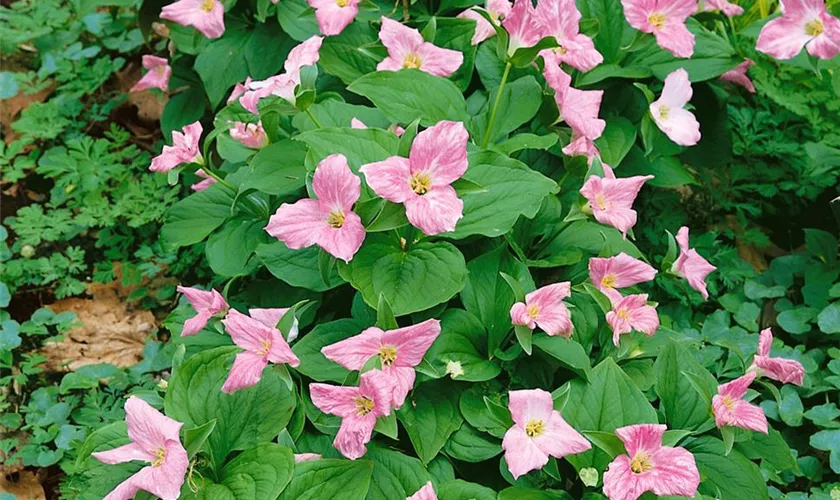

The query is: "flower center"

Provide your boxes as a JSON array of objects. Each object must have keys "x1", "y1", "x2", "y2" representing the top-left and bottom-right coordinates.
[
  {"x1": 402, "y1": 53, "x2": 422, "y2": 69},
  {"x1": 600, "y1": 274, "x2": 617, "y2": 289},
  {"x1": 336, "y1": 0, "x2": 350, "y2": 6},
  {"x1": 257, "y1": 339, "x2": 271, "y2": 356},
  {"x1": 616, "y1": 307, "x2": 630, "y2": 321},
  {"x1": 721, "y1": 395, "x2": 736, "y2": 411},
  {"x1": 155, "y1": 66, "x2": 167, "y2": 75},
  {"x1": 525, "y1": 420, "x2": 545, "y2": 438},
  {"x1": 805, "y1": 18, "x2": 824, "y2": 36},
  {"x1": 526, "y1": 304, "x2": 540, "y2": 319},
  {"x1": 657, "y1": 105, "x2": 670, "y2": 120},
  {"x1": 409, "y1": 172, "x2": 432, "y2": 195},
  {"x1": 200, "y1": 0, "x2": 215, "y2": 12},
  {"x1": 647, "y1": 12, "x2": 666, "y2": 29},
  {"x1": 354, "y1": 396, "x2": 375, "y2": 416},
  {"x1": 630, "y1": 452, "x2": 652, "y2": 474},
  {"x1": 594, "y1": 193, "x2": 608, "y2": 211},
  {"x1": 554, "y1": 45, "x2": 568, "y2": 55},
  {"x1": 378, "y1": 345, "x2": 398, "y2": 367},
  {"x1": 327, "y1": 210, "x2": 345, "y2": 228},
  {"x1": 152, "y1": 447, "x2": 166, "y2": 467}
]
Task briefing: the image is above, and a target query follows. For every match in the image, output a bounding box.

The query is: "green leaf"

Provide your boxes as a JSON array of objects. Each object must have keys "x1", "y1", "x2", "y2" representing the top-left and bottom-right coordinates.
[
  {"x1": 192, "y1": 444, "x2": 294, "y2": 499},
  {"x1": 577, "y1": 0, "x2": 634, "y2": 63},
  {"x1": 594, "y1": 116, "x2": 637, "y2": 167},
  {"x1": 257, "y1": 242, "x2": 345, "y2": 292},
  {"x1": 164, "y1": 346, "x2": 296, "y2": 466},
  {"x1": 818, "y1": 302, "x2": 840, "y2": 334},
  {"x1": 779, "y1": 385, "x2": 804, "y2": 427},
  {"x1": 810, "y1": 430, "x2": 840, "y2": 474},
  {"x1": 295, "y1": 127, "x2": 400, "y2": 173},
  {"x1": 438, "y1": 480, "x2": 498, "y2": 500},
  {"x1": 474, "y1": 75, "x2": 542, "y2": 144},
  {"x1": 498, "y1": 487, "x2": 572, "y2": 500},
  {"x1": 320, "y1": 23, "x2": 381, "y2": 85},
  {"x1": 205, "y1": 217, "x2": 268, "y2": 277},
  {"x1": 581, "y1": 430, "x2": 624, "y2": 458},
  {"x1": 494, "y1": 133, "x2": 558, "y2": 155},
  {"x1": 348, "y1": 70, "x2": 469, "y2": 127},
  {"x1": 423, "y1": 309, "x2": 502, "y2": 382},
  {"x1": 448, "y1": 151, "x2": 556, "y2": 239},
  {"x1": 735, "y1": 425, "x2": 798, "y2": 471},
  {"x1": 293, "y1": 319, "x2": 367, "y2": 382},
  {"x1": 513, "y1": 324, "x2": 533, "y2": 356},
  {"x1": 621, "y1": 151, "x2": 696, "y2": 187},
  {"x1": 654, "y1": 341, "x2": 717, "y2": 430},
  {"x1": 184, "y1": 419, "x2": 217, "y2": 458},
  {"x1": 292, "y1": 100, "x2": 390, "y2": 132},
  {"x1": 397, "y1": 380, "x2": 464, "y2": 464},
  {"x1": 509, "y1": 36, "x2": 558, "y2": 67},
  {"x1": 444, "y1": 423, "x2": 502, "y2": 463},
  {"x1": 239, "y1": 139, "x2": 308, "y2": 195},
  {"x1": 532, "y1": 335, "x2": 591, "y2": 378},
  {"x1": 338, "y1": 234, "x2": 468, "y2": 316},
  {"x1": 365, "y1": 446, "x2": 434, "y2": 500},
  {"x1": 376, "y1": 294, "x2": 399, "y2": 328},
  {"x1": 161, "y1": 183, "x2": 235, "y2": 248},
  {"x1": 161, "y1": 87, "x2": 206, "y2": 141},
  {"x1": 194, "y1": 24, "x2": 252, "y2": 108},
  {"x1": 688, "y1": 437, "x2": 770, "y2": 500},
  {"x1": 278, "y1": 459, "x2": 373, "y2": 500},
  {"x1": 275, "y1": 0, "x2": 319, "y2": 41}
]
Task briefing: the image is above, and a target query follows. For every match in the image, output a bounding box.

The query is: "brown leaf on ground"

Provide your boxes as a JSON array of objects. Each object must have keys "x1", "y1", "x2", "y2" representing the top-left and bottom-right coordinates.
[
  {"x1": 0, "y1": 471, "x2": 46, "y2": 500},
  {"x1": 115, "y1": 61, "x2": 168, "y2": 124},
  {"x1": 719, "y1": 215, "x2": 787, "y2": 273},
  {"x1": 0, "y1": 84, "x2": 54, "y2": 145},
  {"x1": 39, "y1": 282, "x2": 155, "y2": 371}
]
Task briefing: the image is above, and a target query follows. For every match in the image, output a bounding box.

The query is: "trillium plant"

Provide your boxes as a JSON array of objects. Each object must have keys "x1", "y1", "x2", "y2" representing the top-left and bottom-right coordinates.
[{"x1": 80, "y1": 0, "x2": 820, "y2": 498}]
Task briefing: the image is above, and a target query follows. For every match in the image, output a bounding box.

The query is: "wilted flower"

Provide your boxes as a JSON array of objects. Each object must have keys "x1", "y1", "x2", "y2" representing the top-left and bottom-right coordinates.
[
  {"x1": 606, "y1": 294, "x2": 660, "y2": 346},
  {"x1": 756, "y1": 0, "x2": 840, "y2": 60},
  {"x1": 377, "y1": 17, "x2": 463, "y2": 77},
  {"x1": 229, "y1": 121, "x2": 268, "y2": 148},
  {"x1": 130, "y1": 55, "x2": 171, "y2": 93},
  {"x1": 190, "y1": 168, "x2": 217, "y2": 192},
  {"x1": 621, "y1": 0, "x2": 696, "y2": 58},
  {"x1": 650, "y1": 68, "x2": 701, "y2": 146},
  {"x1": 671, "y1": 226, "x2": 716, "y2": 300},
  {"x1": 719, "y1": 59, "x2": 755, "y2": 93},
  {"x1": 150, "y1": 121, "x2": 203, "y2": 173},
  {"x1": 749, "y1": 328, "x2": 805, "y2": 385},
  {"x1": 703, "y1": 0, "x2": 744, "y2": 17},
  {"x1": 161, "y1": 0, "x2": 225, "y2": 39},
  {"x1": 510, "y1": 282, "x2": 573, "y2": 337},
  {"x1": 177, "y1": 285, "x2": 228, "y2": 336},
  {"x1": 712, "y1": 371, "x2": 768, "y2": 433},
  {"x1": 543, "y1": 63, "x2": 605, "y2": 144}
]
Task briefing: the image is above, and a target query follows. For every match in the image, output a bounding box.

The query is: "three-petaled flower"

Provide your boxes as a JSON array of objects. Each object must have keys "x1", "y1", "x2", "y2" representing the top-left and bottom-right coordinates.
[
  {"x1": 377, "y1": 17, "x2": 464, "y2": 77},
  {"x1": 161, "y1": 0, "x2": 225, "y2": 39},
  {"x1": 177, "y1": 285, "x2": 228, "y2": 336},
  {"x1": 749, "y1": 328, "x2": 805, "y2": 385},
  {"x1": 757, "y1": 0, "x2": 840, "y2": 60},
  {"x1": 622, "y1": 0, "x2": 697, "y2": 58},
  {"x1": 650, "y1": 68, "x2": 701, "y2": 147},
  {"x1": 712, "y1": 371, "x2": 769, "y2": 433},
  {"x1": 510, "y1": 282, "x2": 574, "y2": 337}
]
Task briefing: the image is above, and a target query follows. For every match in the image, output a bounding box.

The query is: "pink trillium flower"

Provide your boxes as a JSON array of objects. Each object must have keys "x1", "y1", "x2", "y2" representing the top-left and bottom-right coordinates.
[
  {"x1": 457, "y1": 0, "x2": 512, "y2": 45},
  {"x1": 749, "y1": 328, "x2": 805, "y2": 385},
  {"x1": 579, "y1": 173, "x2": 653, "y2": 237},
  {"x1": 504, "y1": 0, "x2": 542, "y2": 55},
  {"x1": 150, "y1": 121, "x2": 203, "y2": 173},
  {"x1": 719, "y1": 59, "x2": 755, "y2": 93},
  {"x1": 239, "y1": 36, "x2": 323, "y2": 113},
  {"x1": 535, "y1": 0, "x2": 603, "y2": 71},
  {"x1": 589, "y1": 253, "x2": 658, "y2": 302},
  {"x1": 130, "y1": 55, "x2": 171, "y2": 93},
  {"x1": 510, "y1": 282, "x2": 574, "y2": 337},
  {"x1": 704, "y1": 0, "x2": 744, "y2": 16},
  {"x1": 92, "y1": 397, "x2": 188, "y2": 500},
  {"x1": 360, "y1": 120, "x2": 467, "y2": 235},
  {"x1": 294, "y1": 453, "x2": 322, "y2": 462},
  {"x1": 650, "y1": 68, "x2": 701, "y2": 147},
  {"x1": 177, "y1": 285, "x2": 228, "y2": 336},
  {"x1": 229, "y1": 121, "x2": 268, "y2": 149},
  {"x1": 321, "y1": 318, "x2": 441, "y2": 408},
  {"x1": 543, "y1": 63, "x2": 605, "y2": 144},
  {"x1": 407, "y1": 482, "x2": 437, "y2": 500},
  {"x1": 622, "y1": 0, "x2": 696, "y2": 58},
  {"x1": 265, "y1": 153, "x2": 366, "y2": 262},
  {"x1": 377, "y1": 17, "x2": 464, "y2": 77},
  {"x1": 310, "y1": 371, "x2": 392, "y2": 459},
  {"x1": 308, "y1": 0, "x2": 359, "y2": 36},
  {"x1": 161, "y1": 0, "x2": 225, "y2": 39},
  {"x1": 756, "y1": 0, "x2": 840, "y2": 60},
  {"x1": 671, "y1": 226, "x2": 716, "y2": 300},
  {"x1": 502, "y1": 389, "x2": 590, "y2": 479},
  {"x1": 562, "y1": 131, "x2": 600, "y2": 159},
  {"x1": 228, "y1": 77, "x2": 253, "y2": 104},
  {"x1": 606, "y1": 294, "x2": 660, "y2": 346},
  {"x1": 190, "y1": 169, "x2": 217, "y2": 192},
  {"x1": 712, "y1": 371, "x2": 768, "y2": 433},
  {"x1": 602, "y1": 424, "x2": 700, "y2": 500},
  {"x1": 350, "y1": 117, "x2": 405, "y2": 136},
  {"x1": 249, "y1": 307, "x2": 300, "y2": 342},
  {"x1": 220, "y1": 309, "x2": 300, "y2": 394}
]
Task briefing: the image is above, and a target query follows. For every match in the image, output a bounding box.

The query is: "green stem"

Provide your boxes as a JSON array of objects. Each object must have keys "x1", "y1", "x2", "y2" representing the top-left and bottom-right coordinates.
[
  {"x1": 305, "y1": 108, "x2": 324, "y2": 129},
  {"x1": 201, "y1": 165, "x2": 236, "y2": 191},
  {"x1": 481, "y1": 62, "x2": 512, "y2": 148}
]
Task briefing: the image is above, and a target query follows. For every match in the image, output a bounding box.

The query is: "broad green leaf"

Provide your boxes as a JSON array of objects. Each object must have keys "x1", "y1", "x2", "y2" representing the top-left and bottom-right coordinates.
[
  {"x1": 320, "y1": 23, "x2": 381, "y2": 85},
  {"x1": 654, "y1": 341, "x2": 717, "y2": 430},
  {"x1": 73, "y1": 421, "x2": 142, "y2": 500},
  {"x1": 257, "y1": 241, "x2": 345, "y2": 292},
  {"x1": 279, "y1": 459, "x2": 373, "y2": 500},
  {"x1": 540, "y1": 221, "x2": 642, "y2": 258},
  {"x1": 295, "y1": 127, "x2": 400, "y2": 172},
  {"x1": 275, "y1": 0, "x2": 319, "y2": 41},
  {"x1": 594, "y1": 116, "x2": 637, "y2": 167},
  {"x1": 498, "y1": 487, "x2": 572, "y2": 500},
  {"x1": 577, "y1": 0, "x2": 634, "y2": 63},
  {"x1": 244, "y1": 21, "x2": 296, "y2": 80},
  {"x1": 205, "y1": 216, "x2": 268, "y2": 277},
  {"x1": 734, "y1": 426, "x2": 798, "y2": 472},
  {"x1": 444, "y1": 423, "x2": 502, "y2": 463},
  {"x1": 161, "y1": 183, "x2": 235, "y2": 248},
  {"x1": 365, "y1": 446, "x2": 433, "y2": 500},
  {"x1": 292, "y1": 319, "x2": 367, "y2": 382},
  {"x1": 438, "y1": 480, "x2": 498, "y2": 500},
  {"x1": 460, "y1": 384, "x2": 508, "y2": 439},
  {"x1": 239, "y1": 140, "x2": 308, "y2": 196},
  {"x1": 432, "y1": 18, "x2": 477, "y2": 91},
  {"x1": 494, "y1": 133, "x2": 558, "y2": 155},
  {"x1": 423, "y1": 309, "x2": 502, "y2": 382},
  {"x1": 161, "y1": 86, "x2": 206, "y2": 141},
  {"x1": 194, "y1": 24, "x2": 251, "y2": 108},
  {"x1": 532, "y1": 335, "x2": 591, "y2": 378},
  {"x1": 184, "y1": 419, "x2": 217, "y2": 458},
  {"x1": 621, "y1": 148, "x2": 696, "y2": 187},
  {"x1": 191, "y1": 444, "x2": 294, "y2": 500},
  {"x1": 398, "y1": 380, "x2": 464, "y2": 464},
  {"x1": 688, "y1": 437, "x2": 770, "y2": 500},
  {"x1": 473, "y1": 75, "x2": 542, "y2": 144},
  {"x1": 292, "y1": 100, "x2": 390, "y2": 132}
]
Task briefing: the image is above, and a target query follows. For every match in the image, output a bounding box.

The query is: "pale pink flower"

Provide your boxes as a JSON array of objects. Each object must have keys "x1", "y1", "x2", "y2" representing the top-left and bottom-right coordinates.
[
  {"x1": 161, "y1": 0, "x2": 225, "y2": 39},
  {"x1": 543, "y1": 63, "x2": 605, "y2": 143},
  {"x1": 704, "y1": 0, "x2": 744, "y2": 16},
  {"x1": 749, "y1": 328, "x2": 805, "y2": 385},
  {"x1": 502, "y1": 389, "x2": 590, "y2": 479},
  {"x1": 457, "y1": 0, "x2": 512, "y2": 45},
  {"x1": 503, "y1": 0, "x2": 542, "y2": 55},
  {"x1": 360, "y1": 120, "x2": 467, "y2": 235},
  {"x1": 579, "y1": 173, "x2": 653, "y2": 237},
  {"x1": 220, "y1": 309, "x2": 300, "y2": 394},
  {"x1": 377, "y1": 17, "x2": 463, "y2": 77},
  {"x1": 621, "y1": 0, "x2": 696, "y2": 58},
  {"x1": 310, "y1": 371, "x2": 392, "y2": 459},
  {"x1": 602, "y1": 424, "x2": 700, "y2": 500},
  {"x1": 756, "y1": 0, "x2": 840, "y2": 60},
  {"x1": 589, "y1": 253, "x2": 658, "y2": 302},
  {"x1": 229, "y1": 121, "x2": 268, "y2": 148},
  {"x1": 712, "y1": 372, "x2": 768, "y2": 433},
  {"x1": 249, "y1": 307, "x2": 300, "y2": 342},
  {"x1": 671, "y1": 226, "x2": 716, "y2": 300},
  {"x1": 92, "y1": 397, "x2": 188, "y2": 500},
  {"x1": 227, "y1": 77, "x2": 253, "y2": 104},
  {"x1": 308, "y1": 0, "x2": 359, "y2": 36},
  {"x1": 536, "y1": 0, "x2": 602, "y2": 71},
  {"x1": 719, "y1": 59, "x2": 755, "y2": 93},
  {"x1": 321, "y1": 319, "x2": 440, "y2": 409},
  {"x1": 510, "y1": 282, "x2": 574, "y2": 337},
  {"x1": 150, "y1": 121, "x2": 203, "y2": 173},
  {"x1": 265, "y1": 153, "x2": 365, "y2": 262},
  {"x1": 130, "y1": 55, "x2": 171, "y2": 93},
  {"x1": 350, "y1": 117, "x2": 405, "y2": 136},
  {"x1": 407, "y1": 482, "x2": 437, "y2": 500},
  {"x1": 650, "y1": 68, "x2": 701, "y2": 147},
  {"x1": 562, "y1": 131, "x2": 600, "y2": 160},
  {"x1": 294, "y1": 453, "x2": 322, "y2": 462},
  {"x1": 177, "y1": 285, "x2": 228, "y2": 336},
  {"x1": 190, "y1": 169, "x2": 217, "y2": 192},
  {"x1": 239, "y1": 36, "x2": 323, "y2": 113},
  {"x1": 606, "y1": 294, "x2": 659, "y2": 346}
]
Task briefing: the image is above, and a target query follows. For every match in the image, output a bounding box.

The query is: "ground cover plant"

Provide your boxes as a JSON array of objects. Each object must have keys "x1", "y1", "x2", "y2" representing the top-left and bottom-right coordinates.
[{"x1": 2, "y1": 0, "x2": 840, "y2": 499}]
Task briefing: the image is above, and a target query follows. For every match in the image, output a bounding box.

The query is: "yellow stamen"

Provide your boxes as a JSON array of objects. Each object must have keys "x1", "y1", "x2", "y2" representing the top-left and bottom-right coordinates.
[
  {"x1": 601, "y1": 274, "x2": 617, "y2": 289},
  {"x1": 200, "y1": 0, "x2": 215, "y2": 12},
  {"x1": 409, "y1": 172, "x2": 432, "y2": 195},
  {"x1": 378, "y1": 345, "x2": 398, "y2": 367},
  {"x1": 630, "y1": 452, "x2": 652, "y2": 474},
  {"x1": 402, "y1": 53, "x2": 422, "y2": 69},
  {"x1": 152, "y1": 447, "x2": 166, "y2": 467},
  {"x1": 526, "y1": 304, "x2": 540, "y2": 319},
  {"x1": 336, "y1": 0, "x2": 350, "y2": 6},
  {"x1": 554, "y1": 45, "x2": 568, "y2": 55},
  {"x1": 354, "y1": 396, "x2": 375, "y2": 416},
  {"x1": 525, "y1": 420, "x2": 545, "y2": 438},
  {"x1": 721, "y1": 395, "x2": 736, "y2": 411},
  {"x1": 616, "y1": 307, "x2": 630, "y2": 321},
  {"x1": 647, "y1": 12, "x2": 666, "y2": 30},
  {"x1": 805, "y1": 18, "x2": 824, "y2": 36},
  {"x1": 257, "y1": 339, "x2": 271, "y2": 356},
  {"x1": 327, "y1": 210, "x2": 345, "y2": 228},
  {"x1": 657, "y1": 105, "x2": 670, "y2": 121},
  {"x1": 594, "y1": 193, "x2": 608, "y2": 211}
]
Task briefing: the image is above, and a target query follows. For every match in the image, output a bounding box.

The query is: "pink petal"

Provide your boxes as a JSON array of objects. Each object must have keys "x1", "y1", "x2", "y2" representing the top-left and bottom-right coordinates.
[
  {"x1": 602, "y1": 454, "x2": 655, "y2": 500},
  {"x1": 360, "y1": 156, "x2": 414, "y2": 204},
  {"x1": 321, "y1": 326, "x2": 384, "y2": 370},
  {"x1": 161, "y1": 0, "x2": 225, "y2": 39},
  {"x1": 458, "y1": 9, "x2": 497, "y2": 45},
  {"x1": 124, "y1": 396, "x2": 183, "y2": 452},
  {"x1": 536, "y1": 302, "x2": 573, "y2": 337},
  {"x1": 719, "y1": 59, "x2": 756, "y2": 93},
  {"x1": 503, "y1": 0, "x2": 541, "y2": 53},
  {"x1": 535, "y1": 0, "x2": 581, "y2": 40},
  {"x1": 221, "y1": 351, "x2": 269, "y2": 393},
  {"x1": 177, "y1": 286, "x2": 226, "y2": 313},
  {"x1": 648, "y1": 445, "x2": 701, "y2": 498},
  {"x1": 621, "y1": 0, "x2": 658, "y2": 33},
  {"x1": 416, "y1": 42, "x2": 464, "y2": 77},
  {"x1": 285, "y1": 36, "x2": 324, "y2": 76},
  {"x1": 526, "y1": 282, "x2": 571, "y2": 309},
  {"x1": 407, "y1": 481, "x2": 438, "y2": 500},
  {"x1": 713, "y1": 396, "x2": 768, "y2": 433},
  {"x1": 704, "y1": 0, "x2": 744, "y2": 16},
  {"x1": 267, "y1": 329, "x2": 300, "y2": 367},
  {"x1": 588, "y1": 253, "x2": 657, "y2": 295},
  {"x1": 130, "y1": 55, "x2": 171, "y2": 92},
  {"x1": 314, "y1": 154, "x2": 361, "y2": 213},
  {"x1": 756, "y1": 16, "x2": 812, "y2": 60},
  {"x1": 313, "y1": 216, "x2": 363, "y2": 263},
  {"x1": 562, "y1": 132, "x2": 599, "y2": 159},
  {"x1": 554, "y1": 34, "x2": 604, "y2": 72},
  {"x1": 310, "y1": 383, "x2": 361, "y2": 418},
  {"x1": 359, "y1": 370, "x2": 394, "y2": 416},
  {"x1": 265, "y1": 199, "x2": 328, "y2": 251},
  {"x1": 409, "y1": 121, "x2": 469, "y2": 186},
  {"x1": 559, "y1": 87, "x2": 605, "y2": 141},
  {"x1": 379, "y1": 17, "x2": 424, "y2": 61},
  {"x1": 222, "y1": 309, "x2": 272, "y2": 353},
  {"x1": 502, "y1": 426, "x2": 550, "y2": 479},
  {"x1": 182, "y1": 311, "x2": 212, "y2": 336},
  {"x1": 294, "y1": 453, "x2": 322, "y2": 462},
  {"x1": 249, "y1": 308, "x2": 289, "y2": 329},
  {"x1": 653, "y1": 20, "x2": 695, "y2": 58},
  {"x1": 227, "y1": 77, "x2": 252, "y2": 104},
  {"x1": 385, "y1": 365, "x2": 416, "y2": 409},
  {"x1": 93, "y1": 442, "x2": 155, "y2": 465},
  {"x1": 650, "y1": 105, "x2": 701, "y2": 146},
  {"x1": 381, "y1": 318, "x2": 441, "y2": 367},
  {"x1": 532, "y1": 411, "x2": 591, "y2": 458},
  {"x1": 615, "y1": 423, "x2": 665, "y2": 457},
  {"x1": 658, "y1": 68, "x2": 692, "y2": 108},
  {"x1": 717, "y1": 371, "x2": 756, "y2": 400},
  {"x1": 661, "y1": 0, "x2": 699, "y2": 19},
  {"x1": 594, "y1": 205, "x2": 638, "y2": 236},
  {"x1": 806, "y1": 22, "x2": 840, "y2": 59},
  {"x1": 508, "y1": 389, "x2": 554, "y2": 427},
  {"x1": 403, "y1": 185, "x2": 464, "y2": 235},
  {"x1": 190, "y1": 170, "x2": 217, "y2": 192},
  {"x1": 334, "y1": 413, "x2": 377, "y2": 459},
  {"x1": 311, "y1": 0, "x2": 359, "y2": 36},
  {"x1": 757, "y1": 327, "x2": 772, "y2": 357},
  {"x1": 351, "y1": 117, "x2": 367, "y2": 129},
  {"x1": 510, "y1": 302, "x2": 536, "y2": 329},
  {"x1": 488, "y1": 0, "x2": 513, "y2": 17},
  {"x1": 673, "y1": 247, "x2": 716, "y2": 299},
  {"x1": 229, "y1": 121, "x2": 267, "y2": 149},
  {"x1": 753, "y1": 356, "x2": 805, "y2": 385}
]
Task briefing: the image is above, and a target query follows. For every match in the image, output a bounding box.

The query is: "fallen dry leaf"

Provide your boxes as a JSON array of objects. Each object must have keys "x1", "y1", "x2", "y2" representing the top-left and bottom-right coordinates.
[
  {"x1": 0, "y1": 471, "x2": 46, "y2": 500},
  {"x1": 115, "y1": 61, "x2": 168, "y2": 124}
]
